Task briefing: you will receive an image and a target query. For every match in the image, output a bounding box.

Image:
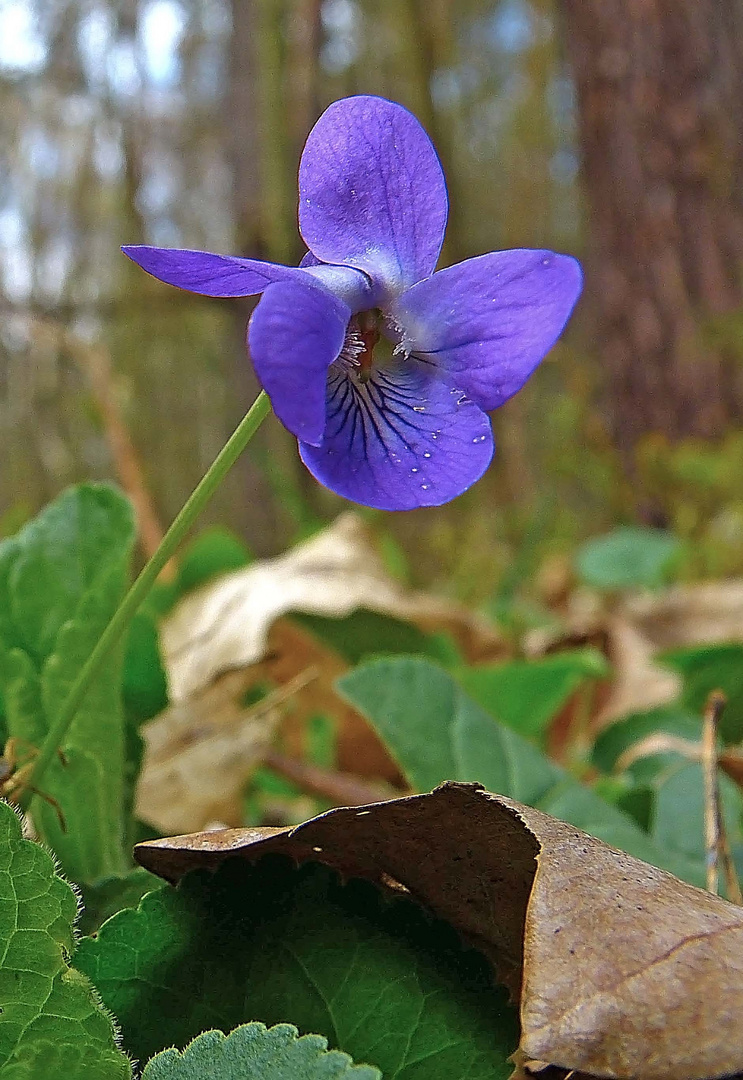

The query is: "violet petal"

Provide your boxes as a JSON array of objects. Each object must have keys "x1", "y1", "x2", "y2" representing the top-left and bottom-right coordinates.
[
  {"x1": 300, "y1": 362, "x2": 493, "y2": 510},
  {"x1": 392, "y1": 249, "x2": 583, "y2": 411},
  {"x1": 122, "y1": 246, "x2": 300, "y2": 297},
  {"x1": 299, "y1": 251, "x2": 321, "y2": 267},
  {"x1": 298, "y1": 96, "x2": 448, "y2": 297},
  {"x1": 248, "y1": 279, "x2": 350, "y2": 446}
]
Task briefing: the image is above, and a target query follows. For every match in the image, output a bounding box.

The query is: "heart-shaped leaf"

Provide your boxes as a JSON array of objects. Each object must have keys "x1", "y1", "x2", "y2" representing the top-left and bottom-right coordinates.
[
  {"x1": 0, "y1": 799, "x2": 131, "y2": 1078},
  {"x1": 141, "y1": 1022, "x2": 380, "y2": 1080}
]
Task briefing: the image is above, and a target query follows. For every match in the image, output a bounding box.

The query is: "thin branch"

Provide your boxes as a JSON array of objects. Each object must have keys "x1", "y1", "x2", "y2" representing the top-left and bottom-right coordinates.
[
  {"x1": 615, "y1": 733, "x2": 701, "y2": 773},
  {"x1": 703, "y1": 692, "x2": 724, "y2": 895},
  {"x1": 247, "y1": 667, "x2": 320, "y2": 721},
  {"x1": 264, "y1": 750, "x2": 397, "y2": 808},
  {"x1": 702, "y1": 692, "x2": 742, "y2": 904},
  {"x1": 29, "y1": 320, "x2": 174, "y2": 575}
]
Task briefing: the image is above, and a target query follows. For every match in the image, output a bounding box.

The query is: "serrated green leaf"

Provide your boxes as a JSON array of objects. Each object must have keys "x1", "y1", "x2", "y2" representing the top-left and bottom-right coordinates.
[
  {"x1": 0, "y1": 484, "x2": 136, "y2": 884},
  {"x1": 660, "y1": 643, "x2": 743, "y2": 743},
  {"x1": 456, "y1": 649, "x2": 608, "y2": 739},
  {"x1": 141, "y1": 1022, "x2": 381, "y2": 1080},
  {"x1": 78, "y1": 867, "x2": 163, "y2": 937},
  {"x1": 575, "y1": 527, "x2": 680, "y2": 590},
  {"x1": 77, "y1": 858, "x2": 518, "y2": 1078},
  {"x1": 0, "y1": 799, "x2": 131, "y2": 1078},
  {"x1": 337, "y1": 658, "x2": 699, "y2": 883}
]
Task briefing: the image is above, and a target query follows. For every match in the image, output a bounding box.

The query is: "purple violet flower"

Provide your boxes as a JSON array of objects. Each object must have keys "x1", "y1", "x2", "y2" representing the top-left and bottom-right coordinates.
[{"x1": 123, "y1": 95, "x2": 582, "y2": 511}]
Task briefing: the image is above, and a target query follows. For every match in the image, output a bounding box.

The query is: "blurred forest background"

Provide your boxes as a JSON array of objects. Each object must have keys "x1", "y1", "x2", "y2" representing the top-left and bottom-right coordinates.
[{"x1": 2, "y1": 0, "x2": 743, "y2": 601}]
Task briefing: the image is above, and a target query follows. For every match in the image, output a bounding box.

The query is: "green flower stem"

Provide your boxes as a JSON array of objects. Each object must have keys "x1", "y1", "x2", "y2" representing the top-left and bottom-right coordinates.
[{"x1": 21, "y1": 390, "x2": 272, "y2": 808}]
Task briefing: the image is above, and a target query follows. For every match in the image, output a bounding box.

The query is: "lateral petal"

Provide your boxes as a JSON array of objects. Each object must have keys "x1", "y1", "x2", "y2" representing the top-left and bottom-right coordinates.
[
  {"x1": 300, "y1": 362, "x2": 493, "y2": 510},
  {"x1": 248, "y1": 279, "x2": 350, "y2": 446},
  {"x1": 392, "y1": 249, "x2": 582, "y2": 411},
  {"x1": 298, "y1": 96, "x2": 448, "y2": 297},
  {"x1": 122, "y1": 246, "x2": 300, "y2": 297}
]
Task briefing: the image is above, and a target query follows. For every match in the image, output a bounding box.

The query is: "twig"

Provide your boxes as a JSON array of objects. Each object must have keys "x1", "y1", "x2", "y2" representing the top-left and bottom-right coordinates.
[
  {"x1": 615, "y1": 732, "x2": 701, "y2": 773},
  {"x1": 75, "y1": 337, "x2": 173, "y2": 572},
  {"x1": 264, "y1": 750, "x2": 396, "y2": 808},
  {"x1": 702, "y1": 692, "x2": 742, "y2": 904},
  {"x1": 246, "y1": 667, "x2": 319, "y2": 721},
  {"x1": 27, "y1": 319, "x2": 175, "y2": 577},
  {"x1": 703, "y1": 692, "x2": 723, "y2": 895}
]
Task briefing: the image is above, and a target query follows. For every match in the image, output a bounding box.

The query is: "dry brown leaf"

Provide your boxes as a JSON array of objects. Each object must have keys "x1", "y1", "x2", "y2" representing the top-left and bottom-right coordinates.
[
  {"x1": 152, "y1": 512, "x2": 505, "y2": 808},
  {"x1": 527, "y1": 580, "x2": 743, "y2": 728},
  {"x1": 255, "y1": 618, "x2": 404, "y2": 781},
  {"x1": 161, "y1": 512, "x2": 505, "y2": 703},
  {"x1": 135, "y1": 668, "x2": 291, "y2": 832},
  {"x1": 599, "y1": 582, "x2": 743, "y2": 724},
  {"x1": 136, "y1": 782, "x2": 743, "y2": 1080}
]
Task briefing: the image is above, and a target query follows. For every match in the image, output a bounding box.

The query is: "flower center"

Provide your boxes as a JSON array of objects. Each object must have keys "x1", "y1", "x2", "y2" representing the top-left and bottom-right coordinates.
[{"x1": 339, "y1": 310, "x2": 382, "y2": 383}]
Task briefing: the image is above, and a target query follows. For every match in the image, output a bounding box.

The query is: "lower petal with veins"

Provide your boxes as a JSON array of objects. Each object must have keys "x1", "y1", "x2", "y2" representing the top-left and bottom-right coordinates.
[{"x1": 299, "y1": 359, "x2": 494, "y2": 510}]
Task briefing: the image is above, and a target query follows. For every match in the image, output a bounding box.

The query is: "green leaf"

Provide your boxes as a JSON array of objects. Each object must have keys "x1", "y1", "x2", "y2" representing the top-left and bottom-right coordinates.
[
  {"x1": 337, "y1": 658, "x2": 698, "y2": 883},
  {"x1": 0, "y1": 483, "x2": 133, "y2": 661},
  {"x1": 123, "y1": 609, "x2": 168, "y2": 726},
  {"x1": 456, "y1": 649, "x2": 608, "y2": 739},
  {"x1": 0, "y1": 484, "x2": 136, "y2": 883},
  {"x1": 141, "y1": 1022, "x2": 381, "y2": 1080},
  {"x1": 78, "y1": 867, "x2": 163, "y2": 937},
  {"x1": 592, "y1": 706, "x2": 702, "y2": 782},
  {"x1": 592, "y1": 705, "x2": 743, "y2": 890},
  {"x1": 651, "y1": 761, "x2": 743, "y2": 890},
  {"x1": 122, "y1": 609, "x2": 168, "y2": 849},
  {"x1": 176, "y1": 526, "x2": 252, "y2": 596},
  {"x1": 77, "y1": 858, "x2": 518, "y2": 1078},
  {"x1": 660, "y1": 643, "x2": 743, "y2": 743},
  {"x1": 0, "y1": 799, "x2": 131, "y2": 1078},
  {"x1": 575, "y1": 527, "x2": 680, "y2": 589},
  {"x1": 592, "y1": 777, "x2": 654, "y2": 832},
  {"x1": 292, "y1": 609, "x2": 458, "y2": 666}
]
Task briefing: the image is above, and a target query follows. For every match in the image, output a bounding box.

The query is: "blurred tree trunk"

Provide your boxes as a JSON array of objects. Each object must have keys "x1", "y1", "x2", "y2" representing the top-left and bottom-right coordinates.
[
  {"x1": 559, "y1": 0, "x2": 743, "y2": 464},
  {"x1": 224, "y1": 0, "x2": 323, "y2": 548},
  {"x1": 223, "y1": 0, "x2": 282, "y2": 552}
]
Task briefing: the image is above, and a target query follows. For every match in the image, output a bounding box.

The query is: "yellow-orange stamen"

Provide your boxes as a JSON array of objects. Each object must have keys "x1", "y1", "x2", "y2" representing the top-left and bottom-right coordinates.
[{"x1": 358, "y1": 324, "x2": 380, "y2": 383}]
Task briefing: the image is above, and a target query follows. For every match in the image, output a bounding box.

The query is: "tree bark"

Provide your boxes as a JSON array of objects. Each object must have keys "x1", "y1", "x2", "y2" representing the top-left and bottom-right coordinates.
[
  {"x1": 223, "y1": 0, "x2": 285, "y2": 553},
  {"x1": 559, "y1": 0, "x2": 743, "y2": 462}
]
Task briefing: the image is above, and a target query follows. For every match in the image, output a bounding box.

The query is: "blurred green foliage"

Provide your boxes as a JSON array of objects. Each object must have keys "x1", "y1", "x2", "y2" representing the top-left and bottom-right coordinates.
[{"x1": 575, "y1": 527, "x2": 681, "y2": 590}]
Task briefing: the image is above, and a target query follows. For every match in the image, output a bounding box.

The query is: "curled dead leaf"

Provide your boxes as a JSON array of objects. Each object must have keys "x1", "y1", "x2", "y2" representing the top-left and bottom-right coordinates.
[
  {"x1": 161, "y1": 512, "x2": 505, "y2": 703},
  {"x1": 136, "y1": 783, "x2": 743, "y2": 1080},
  {"x1": 134, "y1": 669, "x2": 311, "y2": 832},
  {"x1": 527, "y1": 580, "x2": 743, "y2": 728},
  {"x1": 151, "y1": 513, "x2": 506, "y2": 814}
]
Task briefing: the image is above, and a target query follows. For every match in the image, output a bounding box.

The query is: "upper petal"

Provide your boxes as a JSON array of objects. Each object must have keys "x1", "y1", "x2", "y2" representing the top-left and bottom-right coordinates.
[
  {"x1": 122, "y1": 246, "x2": 300, "y2": 297},
  {"x1": 298, "y1": 96, "x2": 448, "y2": 297},
  {"x1": 299, "y1": 361, "x2": 493, "y2": 510},
  {"x1": 248, "y1": 279, "x2": 350, "y2": 446},
  {"x1": 392, "y1": 249, "x2": 583, "y2": 411}
]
